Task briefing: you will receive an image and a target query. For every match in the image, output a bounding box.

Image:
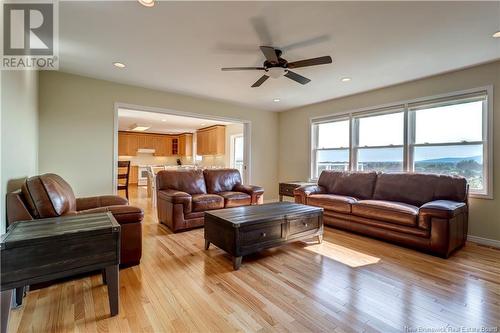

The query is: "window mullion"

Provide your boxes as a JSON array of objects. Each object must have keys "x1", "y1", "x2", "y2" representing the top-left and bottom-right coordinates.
[{"x1": 350, "y1": 116, "x2": 358, "y2": 171}]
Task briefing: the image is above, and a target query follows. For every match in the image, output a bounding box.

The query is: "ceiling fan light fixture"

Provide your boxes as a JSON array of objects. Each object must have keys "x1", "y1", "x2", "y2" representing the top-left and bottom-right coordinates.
[
  {"x1": 138, "y1": 0, "x2": 155, "y2": 7},
  {"x1": 113, "y1": 62, "x2": 126, "y2": 68},
  {"x1": 340, "y1": 77, "x2": 351, "y2": 82},
  {"x1": 267, "y1": 67, "x2": 286, "y2": 79},
  {"x1": 493, "y1": 31, "x2": 500, "y2": 38}
]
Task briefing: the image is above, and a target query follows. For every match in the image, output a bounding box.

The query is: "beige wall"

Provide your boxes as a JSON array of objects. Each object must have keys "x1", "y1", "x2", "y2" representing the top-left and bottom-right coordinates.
[
  {"x1": 1, "y1": 71, "x2": 39, "y2": 233},
  {"x1": 278, "y1": 60, "x2": 500, "y2": 241},
  {"x1": 39, "y1": 71, "x2": 279, "y2": 200}
]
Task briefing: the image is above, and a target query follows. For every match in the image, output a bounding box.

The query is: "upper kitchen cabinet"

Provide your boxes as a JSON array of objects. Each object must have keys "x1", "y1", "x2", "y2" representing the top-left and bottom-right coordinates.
[
  {"x1": 178, "y1": 133, "x2": 193, "y2": 156},
  {"x1": 118, "y1": 132, "x2": 179, "y2": 156},
  {"x1": 152, "y1": 135, "x2": 168, "y2": 156},
  {"x1": 118, "y1": 132, "x2": 139, "y2": 156},
  {"x1": 196, "y1": 125, "x2": 225, "y2": 155}
]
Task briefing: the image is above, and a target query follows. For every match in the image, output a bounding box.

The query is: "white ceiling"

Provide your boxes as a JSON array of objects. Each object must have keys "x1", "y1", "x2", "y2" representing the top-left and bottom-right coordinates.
[
  {"x1": 59, "y1": 1, "x2": 500, "y2": 112},
  {"x1": 118, "y1": 108, "x2": 232, "y2": 134}
]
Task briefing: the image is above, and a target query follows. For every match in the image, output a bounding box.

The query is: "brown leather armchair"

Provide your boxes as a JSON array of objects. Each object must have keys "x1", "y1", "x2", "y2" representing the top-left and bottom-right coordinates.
[
  {"x1": 6, "y1": 173, "x2": 144, "y2": 266},
  {"x1": 295, "y1": 171, "x2": 468, "y2": 258},
  {"x1": 156, "y1": 168, "x2": 264, "y2": 232}
]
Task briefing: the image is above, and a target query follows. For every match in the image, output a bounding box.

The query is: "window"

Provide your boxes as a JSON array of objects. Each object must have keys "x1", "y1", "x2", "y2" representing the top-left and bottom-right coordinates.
[
  {"x1": 310, "y1": 88, "x2": 491, "y2": 198},
  {"x1": 354, "y1": 110, "x2": 404, "y2": 172},
  {"x1": 410, "y1": 96, "x2": 487, "y2": 193},
  {"x1": 311, "y1": 119, "x2": 350, "y2": 179}
]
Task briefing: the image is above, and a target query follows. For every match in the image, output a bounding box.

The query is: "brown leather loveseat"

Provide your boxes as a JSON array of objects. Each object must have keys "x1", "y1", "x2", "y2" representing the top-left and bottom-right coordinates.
[
  {"x1": 6, "y1": 173, "x2": 144, "y2": 266},
  {"x1": 295, "y1": 171, "x2": 468, "y2": 258},
  {"x1": 156, "y1": 168, "x2": 264, "y2": 232}
]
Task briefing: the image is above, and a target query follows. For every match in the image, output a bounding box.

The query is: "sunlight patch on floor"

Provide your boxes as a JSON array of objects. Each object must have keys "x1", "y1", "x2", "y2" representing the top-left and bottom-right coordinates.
[{"x1": 305, "y1": 241, "x2": 381, "y2": 268}]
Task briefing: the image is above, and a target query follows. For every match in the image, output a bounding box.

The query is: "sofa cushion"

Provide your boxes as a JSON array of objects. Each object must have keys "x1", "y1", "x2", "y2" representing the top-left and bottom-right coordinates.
[
  {"x1": 373, "y1": 173, "x2": 439, "y2": 206},
  {"x1": 351, "y1": 200, "x2": 419, "y2": 227},
  {"x1": 330, "y1": 172, "x2": 378, "y2": 199},
  {"x1": 307, "y1": 194, "x2": 357, "y2": 214},
  {"x1": 217, "y1": 191, "x2": 251, "y2": 208},
  {"x1": 156, "y1": 169, "x2": 207, "y2": 194},
  {"x1": 191, "y1": 194, "x2": 224, "y2": 212},
  {"x1": 434, "y1": 175, "x2": 468, "y2": 202},
  {"x1": 21, "y1": 173, "x2": 77, "y2": 218},
  {"x1": 317, "y1": 171, "x2": 342, "y2": 193},
  {"x1": 203, "y1": 169, "x2": 242, "y2": 194}
]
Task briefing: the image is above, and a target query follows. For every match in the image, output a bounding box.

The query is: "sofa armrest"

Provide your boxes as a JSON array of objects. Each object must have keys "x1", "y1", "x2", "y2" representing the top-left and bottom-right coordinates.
[
  {"x1": 6, "y1": 191, "x2": 34, "y2": 225},
  {"x1": 78, "y1": 205, "x2": 144, "y2": 224},
  {"x1": 157, "y1": 189, "x2": 192, "y2": 213},
  {"x1": 293, "y1": 185, "x2": 325, "y2": 204},
  {"x1": 76, "y1": 195, "x2": 128, "y2": 211},
  {"x1": 420, "y1": 200, "x2": 468, "y2": 258},
  {"x1": 233, "y1": 184, "x2": 264, "y2": 204},
  {"x1": 420, "y1": 200, "x2": 467, "y2": 219}
]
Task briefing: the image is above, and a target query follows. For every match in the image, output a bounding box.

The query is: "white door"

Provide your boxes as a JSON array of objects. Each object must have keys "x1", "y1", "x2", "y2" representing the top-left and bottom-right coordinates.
[{"x1": 230, "y1": 134, "x2": 244, "y2": 175}]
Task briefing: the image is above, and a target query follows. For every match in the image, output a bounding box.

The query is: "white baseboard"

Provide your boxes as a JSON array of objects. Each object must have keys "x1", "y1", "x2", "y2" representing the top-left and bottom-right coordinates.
[{"x1": 467, "y1": 235, "x2": 500, "y2": 248}]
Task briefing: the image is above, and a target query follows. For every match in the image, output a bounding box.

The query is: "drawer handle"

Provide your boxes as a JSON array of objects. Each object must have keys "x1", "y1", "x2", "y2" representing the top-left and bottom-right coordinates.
[{"x1": 261, "y1": 232, "x2": 267, "y2": 237}]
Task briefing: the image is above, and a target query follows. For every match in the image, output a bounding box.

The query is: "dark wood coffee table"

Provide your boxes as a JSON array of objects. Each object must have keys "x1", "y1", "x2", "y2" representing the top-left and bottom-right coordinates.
[{"x1": 204, "y1": 202, "x2": 323, "y2": 270}]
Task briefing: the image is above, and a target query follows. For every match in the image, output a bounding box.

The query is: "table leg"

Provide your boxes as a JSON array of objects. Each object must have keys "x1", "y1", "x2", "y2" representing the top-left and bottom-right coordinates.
[
  {"x1": 105, "y1": 265, "x2": 119, "y2": 316},
  {"x1": 204, "y1": 240, "x2": 210, "y2": 250},
  {"x1": 317, "y1": 234, "x2": 323, "y2": 244},
  {"x1": 102, "y1": 269, "x2": 107, "y2": 285},
  {"x1": 13, "y1": 287, "x2": 24, "y2": 307},
  {"x1": 1, "y1": 289, "x2": 12, "y2": 333},
  {"x1": 233, "y1": 256, "x2": 242, "y2": 270}
]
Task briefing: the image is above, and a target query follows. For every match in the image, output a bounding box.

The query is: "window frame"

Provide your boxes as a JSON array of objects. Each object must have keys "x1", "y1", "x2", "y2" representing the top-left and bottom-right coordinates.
[
  {"x1": 309, "y1": 86, "x2": 493, "y2": 199},
  {"x1": 311, "y1": 117, "x2": 351, "y2": 178}
]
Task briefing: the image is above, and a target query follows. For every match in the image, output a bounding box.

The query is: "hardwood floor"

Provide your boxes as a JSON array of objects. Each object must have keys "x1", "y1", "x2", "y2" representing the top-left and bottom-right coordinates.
[{"x1": 8, "y1": 186, "x2": 500, "y2": 332}]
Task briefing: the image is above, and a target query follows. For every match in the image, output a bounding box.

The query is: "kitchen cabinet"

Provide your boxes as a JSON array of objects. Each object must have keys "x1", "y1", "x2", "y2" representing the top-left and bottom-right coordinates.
[
  {"x1": 138, "y1": 134, "x2": 154, "y2": 150},
  {"x1": 118, "y1": 132, "x2": 138, "y2": 156},
  {"x1": 153, "y1": 135, "x2": 168, "y2": 156},
  {"x1": 178, "y1": 133, "x2": 193, "y2": 156},
  {"x1": 129, "y1": 165, "x2": 138, "y2": 184},
  {"x1": 118, "y1": 132, "x2": 181, "y2": 157},
  {"x1": 196, "y1": 125, "x2": 225, "y2": 155}
]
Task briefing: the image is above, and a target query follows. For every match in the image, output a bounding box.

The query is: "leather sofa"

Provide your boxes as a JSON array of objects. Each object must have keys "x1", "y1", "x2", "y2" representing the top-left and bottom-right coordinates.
[
  {"x1": 294, "y1": 171, "x2": 468, "y2": 258},
  {"x1": 156, "y1": 168, "x2": 264, "y2": 232},
  {"x1": 6, "y1": 173, "x2": 144, "y2": 266}
]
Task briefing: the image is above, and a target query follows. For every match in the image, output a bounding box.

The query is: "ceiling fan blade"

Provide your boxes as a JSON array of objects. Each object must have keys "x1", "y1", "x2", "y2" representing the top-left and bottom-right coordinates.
[
  {"x1": 260, "y1": 46, "x2": 279, "y2": 63},
  {"x1": 287, "y1": 56, "x2": 332, "y2": 69},
  {"x1": 251, "y1": 75, "x2": 270, "y2": 87},
  {"x1": 284, "y1": 70, "x2": 311, "y2": 85},
  {"x1": 221, "y1": 67, "x2": 265, "y2": 71}
]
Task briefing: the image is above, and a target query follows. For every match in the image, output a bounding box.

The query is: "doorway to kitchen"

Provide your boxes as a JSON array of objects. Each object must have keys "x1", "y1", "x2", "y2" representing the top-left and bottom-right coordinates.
[{"x1": 112, "y1": 103, "x2": 251, "y2": 205}]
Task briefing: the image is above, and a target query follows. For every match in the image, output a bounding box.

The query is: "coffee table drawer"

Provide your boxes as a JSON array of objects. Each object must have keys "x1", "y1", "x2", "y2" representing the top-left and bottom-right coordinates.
[
  {"x1": 240, "y1": 223, "x2": 284, "y2": 246},
  {"x1": 288, "y1": 216, "x2": 319, "y2": 235}
]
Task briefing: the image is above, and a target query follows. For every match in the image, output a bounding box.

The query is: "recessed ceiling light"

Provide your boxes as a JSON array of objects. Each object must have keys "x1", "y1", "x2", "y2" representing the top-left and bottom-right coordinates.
[
  {"x1": 273, "y1": 98, "x2": 280, "y2": 102},
  {"x1": 138, "y1": 0, "x2": 155, "y2": 7},
  {"x1": 161, "y1": 119, "x2": 167, "y2": 122},
  {"x1": 113, "y1": 62, "x2": 126, "y2": 69},
  {"x1": 340, "y1": 77, "x2": 351, "y2": 82},
  {"x1": 200, "y1": 123, "x2": 206, "y2": 126},
  {"x1": 493, "y1": 31, "x2": 500, "y2": 38}
]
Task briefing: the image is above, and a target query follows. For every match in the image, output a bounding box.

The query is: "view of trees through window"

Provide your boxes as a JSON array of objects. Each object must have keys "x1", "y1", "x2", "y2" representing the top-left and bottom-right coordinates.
[{"x1": 312, "y1": 93, "x2": 487, "y2": 194}]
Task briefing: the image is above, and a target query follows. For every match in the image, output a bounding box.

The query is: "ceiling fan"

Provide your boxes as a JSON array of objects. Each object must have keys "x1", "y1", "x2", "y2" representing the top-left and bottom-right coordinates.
[{"x1": 221, "y1": 46, "x2": 332, "y2": 87}]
